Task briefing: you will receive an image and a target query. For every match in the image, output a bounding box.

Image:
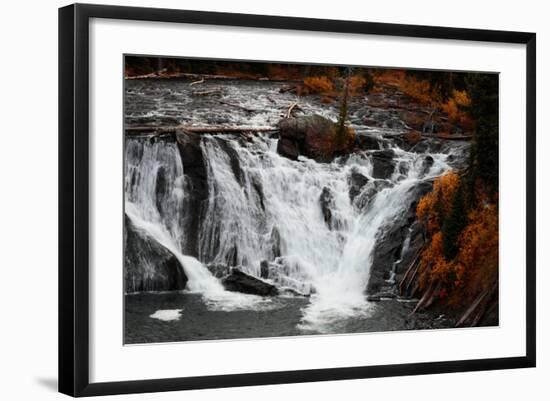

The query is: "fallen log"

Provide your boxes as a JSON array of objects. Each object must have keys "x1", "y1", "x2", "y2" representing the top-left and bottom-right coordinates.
[
  {"x1": 398, "y1": 248, "x2": 423, "y2": 295},
  {"x1": 422, "y1": 133, "x2": 473, "y2": 140},
  {"x1": 456, "y1": 281, "x2": 498, "y2": 327},
  {"x1": 125, "y1": 125, "x2": 278, "y2": 135},
  {"x1": 456, "y1": 288, "x2": 489, "y2": 327},
  {"x1": 191, "y1": 89, "x2": 223, "y2": 97},
  {"x1": 411, "y1": 280, "x2": 436, "y2": 314}
]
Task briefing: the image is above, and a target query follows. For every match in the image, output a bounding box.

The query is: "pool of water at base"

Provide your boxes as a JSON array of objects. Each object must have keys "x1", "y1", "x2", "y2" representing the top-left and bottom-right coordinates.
[{"x1": 124, "y1": 292, "x2": 454, "y2": 344}]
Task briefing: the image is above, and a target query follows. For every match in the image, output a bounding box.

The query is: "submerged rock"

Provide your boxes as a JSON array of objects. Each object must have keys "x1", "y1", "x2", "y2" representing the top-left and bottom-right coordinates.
[
  {"x1": 222, "y1": 268, "x2": 279, "y2": 296},
  {"x1": 277, "y1": 115, "x2": 356, "y2": 162},
  {"x1": 124, "y1": 214, "x2": 188, "y2": 292}
]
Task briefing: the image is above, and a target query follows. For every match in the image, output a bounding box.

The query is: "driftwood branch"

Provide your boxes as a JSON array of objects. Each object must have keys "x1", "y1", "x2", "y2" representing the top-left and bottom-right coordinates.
[
  {"x1": 279, "y1": 85, "x2": 297, "y2": 94},
  {"x1": 286, "y1": 102, "x2": 299, "y2": 118},
  {"x1": 189, "y1": 78, "x2": 205, "y2": 86}
]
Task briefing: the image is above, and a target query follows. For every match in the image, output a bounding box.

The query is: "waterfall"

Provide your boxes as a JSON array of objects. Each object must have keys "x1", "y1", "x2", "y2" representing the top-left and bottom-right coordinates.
[
  {"x1": 124, "y1": 138, "x2": 274, "y2": 311},
  {"x1": 124, "y1": 133, "x2": 453, "y2": 329},
  {"x1": 123, "y1": 78, "x2": 470, "y2": 334},
  {"x1": 196, "y1": 134, "x2": 452, "y2": 331}
]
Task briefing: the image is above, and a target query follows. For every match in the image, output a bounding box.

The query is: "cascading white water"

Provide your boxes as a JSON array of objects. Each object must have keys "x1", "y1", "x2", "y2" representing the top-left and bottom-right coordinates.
[
  {"x1": 198, "y1": 134, "x2": 452, "y2": 332},
  {"x1": 125, "y1": 139, "x2": 187, "y2": 249},
  {"x1": 124, "y1": 78, "x2": 471, "y2": 334},
  {"x1": 125, "y1": 138, "x2": 275, "y2": 311}
]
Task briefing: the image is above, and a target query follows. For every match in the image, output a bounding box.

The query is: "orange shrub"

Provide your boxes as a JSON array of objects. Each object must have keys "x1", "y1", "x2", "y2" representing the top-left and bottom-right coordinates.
[
  {"x1": 452, "y1": 89, "x2": 471, "y2": 107},
  {"x1": 452, "y1": 203, "x2": 498, "y2": 304},
  {"x1": 349, "y1": 75, "x2": 367, "y2": 94},
  {"x1": 441, "y1": 89, "x2": 473, "y2": 127},
  {"x1": 417, "y1": 172, "x2": 460, "y2": 235},
  {"x1": 373, "y1": 69, "x2": 406, "y2": 86},
  {"x1": 400, "y1": 77, "x2": 435, "y2": 104},
  {"x1": 302, "y1": 76, "x2": 334, "y2": 95},
  {"x1": 416, "y1": 171, "x2": 499, "y2": 307}
]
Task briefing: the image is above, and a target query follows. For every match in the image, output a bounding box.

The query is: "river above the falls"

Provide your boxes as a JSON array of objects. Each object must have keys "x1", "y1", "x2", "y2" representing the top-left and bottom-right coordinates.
[{"x1": 124, "y1": 78, "x2": 470, "y2": 343}]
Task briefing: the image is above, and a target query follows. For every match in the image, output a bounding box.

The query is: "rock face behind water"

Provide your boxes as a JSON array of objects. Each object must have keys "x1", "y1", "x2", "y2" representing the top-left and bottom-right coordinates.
[
  {"x1": 222, "y1": 268, "x2": 279, "y2": 296},
  {"x1": 124, "y1": 214, "x2": 188, "y2": 293},
  {"x1": 174, "y1": 131, "x2": 209, "y2": 257},
  {"x1": 367, "y1": 181, "x2": 433, "y2": 294},
  {"x1": 277, "y1": 115, "x2": 356, "y2": 162}
]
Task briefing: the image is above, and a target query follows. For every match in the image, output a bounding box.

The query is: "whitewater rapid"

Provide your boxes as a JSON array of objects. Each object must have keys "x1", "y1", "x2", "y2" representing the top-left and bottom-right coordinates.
[{"x1": 124, "y1": 131, "x2": 454, "y2": 332}]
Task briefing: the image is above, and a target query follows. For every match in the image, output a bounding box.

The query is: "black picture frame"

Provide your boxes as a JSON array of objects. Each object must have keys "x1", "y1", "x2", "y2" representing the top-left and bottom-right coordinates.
[{"x1": 59, "y1": 3, "x2": 536, "y2": 397}]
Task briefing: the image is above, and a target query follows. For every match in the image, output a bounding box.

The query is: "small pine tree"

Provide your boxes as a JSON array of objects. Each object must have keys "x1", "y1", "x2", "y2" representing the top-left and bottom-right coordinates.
[{"x1": 336, "y1": 68, "x2": 351, "y2": 146}]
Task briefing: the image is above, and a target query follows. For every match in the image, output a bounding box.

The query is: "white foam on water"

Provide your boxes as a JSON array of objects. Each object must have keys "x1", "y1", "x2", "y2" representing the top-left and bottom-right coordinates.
[{"x1": 149, "y1": 309, "x2": 183, "y2": 321}]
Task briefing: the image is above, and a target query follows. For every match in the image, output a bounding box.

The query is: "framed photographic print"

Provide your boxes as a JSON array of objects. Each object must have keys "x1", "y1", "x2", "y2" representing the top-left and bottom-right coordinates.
[{"x1": 58, "y1": 3, "x2": 536, "y2": 397}]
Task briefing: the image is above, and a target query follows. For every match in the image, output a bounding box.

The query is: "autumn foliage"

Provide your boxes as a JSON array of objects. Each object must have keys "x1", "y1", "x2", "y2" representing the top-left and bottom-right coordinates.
[
  {"x1": 302, "y1": 76, "x2": 335, "y2": 95},
  {"x1": 416, "y1": 172, "x2": 498, "y2": 307}
]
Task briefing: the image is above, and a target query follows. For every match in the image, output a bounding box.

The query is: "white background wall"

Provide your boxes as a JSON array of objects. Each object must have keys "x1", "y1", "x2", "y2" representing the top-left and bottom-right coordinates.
[{"x1": 0, "y1": 0, "x2": 546, "y2": 399}]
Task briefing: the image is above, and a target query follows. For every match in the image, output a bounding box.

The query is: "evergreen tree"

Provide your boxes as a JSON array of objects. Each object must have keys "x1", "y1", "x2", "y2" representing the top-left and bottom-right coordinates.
[
  {"x1": 442, "y1": 183, "x2": 467, "y2": 261},
  {"x1": 465, "y1": 74, "x2": 499, "y2": 197}
]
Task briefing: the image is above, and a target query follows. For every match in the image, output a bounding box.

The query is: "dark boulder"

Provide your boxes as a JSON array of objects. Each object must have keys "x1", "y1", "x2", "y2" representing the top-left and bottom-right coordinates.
[
  {"x1": 370, "y1": 149, "x2": 396, "y2": 179},
  {"x1": 124, "y1": 214, "x2": 188, "y2": 293},
  {"x1": 222, "y1": 268, "x2": 279, "y2": 296},
  {"x1": 175, "y1": 131, "x2": 205, "y2": 170},
  {"x1": 319, "y1": 187, "x2": 334, "y2": 228},
  {"x1": 277, "y1": 115, "x2": 356, "y2": 162},
  {"x1": 206, "y1": 263, "x2": 231, "y2": 278},
  {"x1": 276, "y1": 137, "x2": 300, "y2": 160},
  {"x1": 354, "y1": 180, "x2": 393, "y2": 210},
  {"x1": 355, "y1": 133, "x2": 381, "y2": 150},
  {"x1": 348, "y1": 170, "x2": 369, "y2": 201},
  {"x1": 421, "y1": 155, "x2": 434, "y2": 174}
]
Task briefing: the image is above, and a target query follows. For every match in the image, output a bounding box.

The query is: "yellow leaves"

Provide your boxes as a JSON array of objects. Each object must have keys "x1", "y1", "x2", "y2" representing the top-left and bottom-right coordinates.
[{"x1": 452, "y1": 89, "x2": 471, "y2": 107}]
